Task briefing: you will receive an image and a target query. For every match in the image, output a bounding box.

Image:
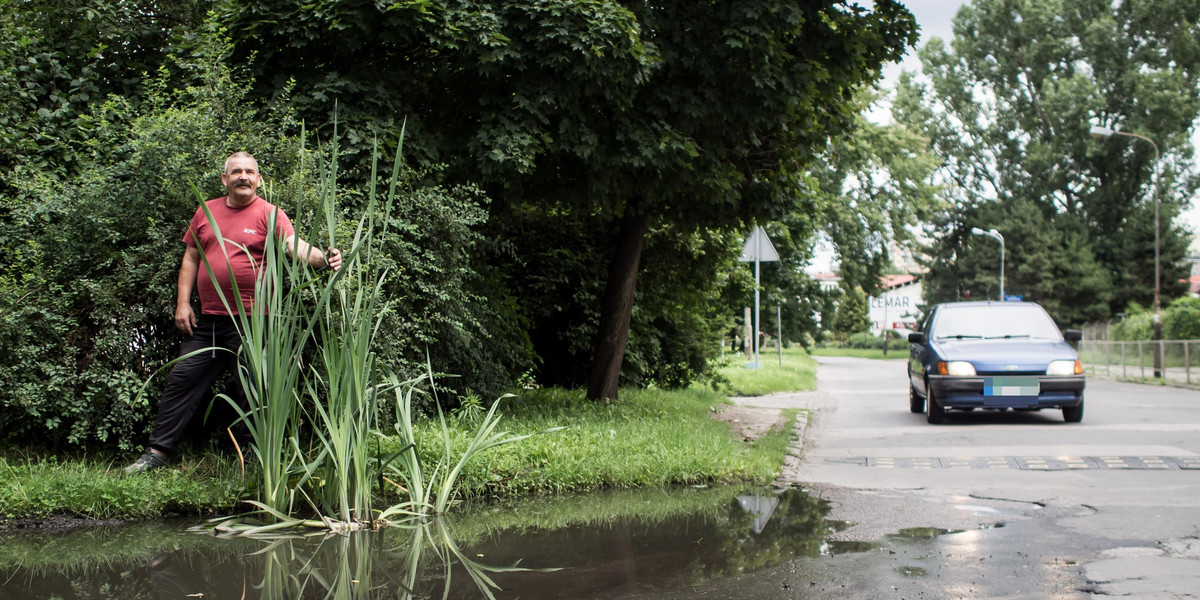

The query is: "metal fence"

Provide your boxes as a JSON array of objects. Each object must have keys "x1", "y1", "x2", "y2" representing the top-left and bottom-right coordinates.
[{"x1": 1079, "y1": 340, "x2": 1200, "y2": 386}]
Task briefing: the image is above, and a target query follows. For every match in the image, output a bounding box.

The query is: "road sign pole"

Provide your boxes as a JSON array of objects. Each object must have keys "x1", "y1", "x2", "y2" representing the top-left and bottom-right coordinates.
[
  {"x1": 754, "y1": 248, "x2": 761, "y2": 368},
  {"x1": 739, "y1": 226, "x2": 780, "y2": 369},
  {"x1": 777, "y1": 304, "x2": 783, "y2": 367}
]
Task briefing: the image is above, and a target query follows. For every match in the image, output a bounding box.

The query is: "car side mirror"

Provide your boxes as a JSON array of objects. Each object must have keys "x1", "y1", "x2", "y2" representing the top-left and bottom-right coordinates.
[
  {"x1": 1063, "y1": 329, "x2": 1082, "y2": 342},
  {"x1": 908, "y1": 332, "x2": 926, "y2": 344}
]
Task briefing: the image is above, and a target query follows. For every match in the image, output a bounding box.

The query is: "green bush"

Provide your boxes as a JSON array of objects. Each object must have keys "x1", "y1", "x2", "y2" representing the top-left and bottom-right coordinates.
[
  {"x1": 1109, "y1": 299, "x2": 1200, "y2": 341},
  {"x1": 489, "y1": 210, "x2": 736, "y2": 391},
  {"x1": 846, "y1": 332, "x2": 880, "y2": 349},
  {"x1": 0, "y1": 38, "x2": 525, "y2": 449},
  {"x1": 1163, "y1": 297, "x2": 1200, "y2": 340},
  {"x1": 832, "y1": 285, "x2": 871, "y2": 342},
  {"x1": 0, "y1": 44, "x2": 312, "y2": 449}
]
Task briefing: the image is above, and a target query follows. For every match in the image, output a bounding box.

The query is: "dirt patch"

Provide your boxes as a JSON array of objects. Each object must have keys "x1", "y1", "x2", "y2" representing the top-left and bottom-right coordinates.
[{"x1": 711, "y1": 404, "x2": 787, "y2": 442}]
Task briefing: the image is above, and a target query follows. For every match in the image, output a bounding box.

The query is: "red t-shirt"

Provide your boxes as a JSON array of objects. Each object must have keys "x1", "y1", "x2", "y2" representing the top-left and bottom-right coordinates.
[{"x1": 183, "y1": 196, "x2": 295, "y2": 315}]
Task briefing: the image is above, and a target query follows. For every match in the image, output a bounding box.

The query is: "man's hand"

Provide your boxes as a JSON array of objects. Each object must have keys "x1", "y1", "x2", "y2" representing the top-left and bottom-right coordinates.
[
  {"x1": 325, "y1": 247, "x2": 343, "y2": 271},
  {"x1": 176, "y1": 247, "x2": 201, "y2": 336},
  {"x1": 175, "y1": 303, "x2": 198, "y2": 336},
  {"x1": 283, "y1": 235, "x2": 342, "y2": 271}
]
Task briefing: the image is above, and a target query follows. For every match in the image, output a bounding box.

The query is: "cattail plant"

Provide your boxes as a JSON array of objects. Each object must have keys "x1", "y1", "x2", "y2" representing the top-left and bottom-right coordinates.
[{"x1": 185, "y1": 125, "x2": 559, "y2": 533}]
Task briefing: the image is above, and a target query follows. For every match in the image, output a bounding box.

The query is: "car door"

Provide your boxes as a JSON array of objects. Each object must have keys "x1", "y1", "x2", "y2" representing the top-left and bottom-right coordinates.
[{"x1": 908, "y1": 307, "x2": 937, "y2": 396}]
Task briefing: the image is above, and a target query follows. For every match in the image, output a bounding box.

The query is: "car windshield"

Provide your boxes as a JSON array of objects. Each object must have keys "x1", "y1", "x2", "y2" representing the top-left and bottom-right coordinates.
[{"x1": 930, "y1": 304, "x2": 1063, "y2": 341}]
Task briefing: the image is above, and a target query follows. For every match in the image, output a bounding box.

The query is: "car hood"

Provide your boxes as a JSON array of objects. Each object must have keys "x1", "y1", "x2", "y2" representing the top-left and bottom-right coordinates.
[{"x1": 930, "y1": 339, "x2": 1078, "y2": 371}]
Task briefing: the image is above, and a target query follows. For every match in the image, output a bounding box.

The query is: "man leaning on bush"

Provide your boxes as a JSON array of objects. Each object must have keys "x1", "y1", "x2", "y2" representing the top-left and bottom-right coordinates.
[{"x1": 124, "y1": 152, "x2": 342, "y2": 475}]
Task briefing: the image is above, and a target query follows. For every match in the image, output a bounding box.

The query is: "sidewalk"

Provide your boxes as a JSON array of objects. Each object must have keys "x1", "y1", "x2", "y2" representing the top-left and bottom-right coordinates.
[{"x1": 724, "y1": 390, "x2": 825, "y2": 486}]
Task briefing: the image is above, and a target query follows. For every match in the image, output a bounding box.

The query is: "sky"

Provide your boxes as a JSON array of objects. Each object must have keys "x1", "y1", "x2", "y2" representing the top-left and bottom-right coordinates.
[{"x1": 880, "y1": 0, "x2": 960, "y2": 87}]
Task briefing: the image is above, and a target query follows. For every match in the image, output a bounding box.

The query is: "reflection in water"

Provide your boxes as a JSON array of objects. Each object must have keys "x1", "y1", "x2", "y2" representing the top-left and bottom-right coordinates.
[
  {"x1": 0, "y1": 487, "x2": 850, "y2": 599},
  {"x1": 736, "y1": 494, "x2": 780, "y2": 533}
]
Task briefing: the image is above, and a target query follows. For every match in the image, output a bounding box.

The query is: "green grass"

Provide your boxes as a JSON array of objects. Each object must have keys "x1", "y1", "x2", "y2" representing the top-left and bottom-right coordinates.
[
  {"x1": 0, "y1": 452, "x2": 245, "y2": 520},
  {"x1": 395, "y1": 387, "x2": 789, "y2": 502},
  {"x1": 809, "y1": 347, "x2": 908, "y2": 360},
  {"x1": 710, "y1": 347, "x2": 817, "y2": 396},
  {"x1": 0, "y1": 386, "x2": 794, "y2": 520}
]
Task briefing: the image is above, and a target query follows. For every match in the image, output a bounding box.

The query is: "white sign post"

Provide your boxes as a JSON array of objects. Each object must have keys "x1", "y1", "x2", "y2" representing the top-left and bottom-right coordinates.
[{"x1": 738, "y1": 226, "x2": 779, "y2": 368}]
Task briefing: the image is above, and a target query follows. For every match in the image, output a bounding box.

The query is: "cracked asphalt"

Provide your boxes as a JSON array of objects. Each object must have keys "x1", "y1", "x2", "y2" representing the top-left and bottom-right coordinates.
[{"x1": 730, "y1": 355, "x2": 1200, "y2": 599}]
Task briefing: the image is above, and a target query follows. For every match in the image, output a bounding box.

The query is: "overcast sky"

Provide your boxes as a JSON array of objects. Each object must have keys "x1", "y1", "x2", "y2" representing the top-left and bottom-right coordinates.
[{"x1": 881, "y1": 0, "x2": 962, "y2": 87}]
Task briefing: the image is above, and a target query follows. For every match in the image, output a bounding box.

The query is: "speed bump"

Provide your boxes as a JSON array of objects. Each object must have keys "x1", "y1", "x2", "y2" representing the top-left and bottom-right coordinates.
[{"x1": 852, "y1": 456, "x2": 1200, "y2": 470}]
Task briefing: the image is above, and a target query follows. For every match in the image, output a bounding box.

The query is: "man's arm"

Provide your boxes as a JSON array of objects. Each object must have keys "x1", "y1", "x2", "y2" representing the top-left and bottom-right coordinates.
[
  {"x1": 284, "y1": 235, "x2": 342, "y2": 270},
  {"x1": 175, "y1": 246, "x2": 201, "y2": 336}
]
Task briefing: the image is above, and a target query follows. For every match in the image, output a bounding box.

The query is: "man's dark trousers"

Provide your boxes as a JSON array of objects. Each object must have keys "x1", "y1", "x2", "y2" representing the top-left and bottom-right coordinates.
[{"x1": 147, "y1": 316, "x2": 249, "y2": 454}]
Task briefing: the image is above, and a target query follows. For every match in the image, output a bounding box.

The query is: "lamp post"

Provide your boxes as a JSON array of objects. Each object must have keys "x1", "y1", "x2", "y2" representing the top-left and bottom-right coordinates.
[
  {"x1": 970, "y1": 227, "x2": 1005, "y2": 300},
  {"x1": 1089, "y1": 125, "x2": 1161, "y2": 378}
]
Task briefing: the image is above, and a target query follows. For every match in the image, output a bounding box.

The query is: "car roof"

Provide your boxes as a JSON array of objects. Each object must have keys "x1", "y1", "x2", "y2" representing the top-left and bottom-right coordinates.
[{"x1": 934, "y1": 301, "x2": 1041, "y2": 310}]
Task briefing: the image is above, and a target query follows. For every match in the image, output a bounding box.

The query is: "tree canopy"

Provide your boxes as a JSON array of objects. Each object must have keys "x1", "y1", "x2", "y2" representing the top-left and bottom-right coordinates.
[
  {"x1": 895, "y1": 0, "x2": 1200, "y2": 324},
  {"x1": 2, "y1": 1, "x2": 923, "y2": 447},
  {"x1": 220, "y1": 0, "x2": 919, "y2": 398}
]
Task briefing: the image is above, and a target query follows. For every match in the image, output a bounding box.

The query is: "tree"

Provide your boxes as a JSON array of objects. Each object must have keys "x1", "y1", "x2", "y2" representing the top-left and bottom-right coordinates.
[
  {"x1": 746, "y1": 89, "x2": 940, "y2": 348},
  {"x1": 895, "y1": 0, "x2": 1200, "y2": 319},
  {"x1": 917, "y1": 197, "x2": 1112, "y2": 325},
  {"x1": 0, "y1": 25, "x2": 507, "y2": 448},
  {"x1": 809, "y1": 88, "x2": 941, "y2": 294},
  {"x1": 833, "y1": 284, "x2": 870, "y2": 340},
  {"x1": 0, "y1": 0, "x2": 208, "y2": 193},
  {"x1": 0, "y1": 41, "x2": 320, "y2": 447},
  {"x1": 220, "y1": 0, "x2": 919, "y2": 399}
]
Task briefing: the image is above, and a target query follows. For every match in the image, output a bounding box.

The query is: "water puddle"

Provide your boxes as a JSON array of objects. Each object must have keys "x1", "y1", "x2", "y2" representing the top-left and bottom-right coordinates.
[
  {"x1": 887, "y1": 526, "x2": 964, "y2": 539},
  {"x1": 1, "y1": 486, "x2": 864, "y2": 599},
  {"x1": 895, "y1": 565, "x2": 929, "y2": 577}
]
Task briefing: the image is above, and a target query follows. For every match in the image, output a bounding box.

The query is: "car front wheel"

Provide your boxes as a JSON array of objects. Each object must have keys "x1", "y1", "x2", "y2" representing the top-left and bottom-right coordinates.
[
  {"x1": 909, "y1": 385, "x2": 925, "y2": 414},
  {"x1": 926, "y1": 385, "x2": 945, "y2": 424},
  {"x1": 1062, "y1": 398, "x2": 1084, "y2": 423}
]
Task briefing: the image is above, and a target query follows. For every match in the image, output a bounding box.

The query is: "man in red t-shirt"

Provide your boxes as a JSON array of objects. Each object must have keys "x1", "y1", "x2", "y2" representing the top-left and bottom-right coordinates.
[{"x1": 125, "y1": 152, "x2": 342, "y2": 474}]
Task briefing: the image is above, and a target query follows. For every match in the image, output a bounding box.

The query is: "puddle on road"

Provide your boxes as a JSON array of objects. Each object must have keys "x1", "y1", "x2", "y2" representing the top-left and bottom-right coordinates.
[
  {"x1": 895, "y1": 565, "x2": 929, "y2": 577},
  {"x1": 888, "y1": 526, "x2": 964, "y2": 539},
  {"x1": 2, "y1": 486, "x2": 869, "y2": 599}
]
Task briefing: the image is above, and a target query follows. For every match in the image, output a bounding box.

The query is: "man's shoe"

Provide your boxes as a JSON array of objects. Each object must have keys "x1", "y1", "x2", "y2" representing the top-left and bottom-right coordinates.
[{"x1": 123, "y1": 450, "x2": 170, "y2": 474}]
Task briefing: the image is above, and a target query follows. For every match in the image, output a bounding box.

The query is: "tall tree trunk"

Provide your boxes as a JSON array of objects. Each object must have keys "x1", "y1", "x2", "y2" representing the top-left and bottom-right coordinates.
[{"x1": 586, "y1": 212, "x2": 650, "y2": 401}]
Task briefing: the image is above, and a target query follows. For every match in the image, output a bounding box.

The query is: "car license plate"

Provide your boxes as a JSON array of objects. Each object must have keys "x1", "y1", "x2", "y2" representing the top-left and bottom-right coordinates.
[{"x1": 985, "y1": 377, "x2": 1038, "y2": 396}]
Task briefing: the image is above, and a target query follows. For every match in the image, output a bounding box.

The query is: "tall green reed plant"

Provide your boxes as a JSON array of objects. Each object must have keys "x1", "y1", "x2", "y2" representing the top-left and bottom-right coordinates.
[
  {"x1": 186, "y1": 126, "x2": 560, "y2": 533},
  {"x1": 193, "y1": 129, "x2": 423, "y2": 528},
  {"x1": 378, "y1": 373, "x2": 563, "y2": 519},
  {"x1": 193, "y1": 192, "x2": 325, "y2": 518},
  {"x1": 299, "y1": 135, "x2": 405, "y2": 526}
]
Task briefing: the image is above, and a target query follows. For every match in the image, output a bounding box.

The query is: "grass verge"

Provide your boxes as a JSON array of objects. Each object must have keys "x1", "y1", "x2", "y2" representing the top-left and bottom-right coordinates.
[
  {"x1": 710, "y1": 347, "x2": 818, "y2": 396},
  {"x1": 809, "y1": 347, "x2": 908, "y2": 360},
  {"x1": 0, "y1": 452, "x2": 246, "y2": 520},
  {"x1": 0, "y1": 387, "x2": 790, "y2": 520}
]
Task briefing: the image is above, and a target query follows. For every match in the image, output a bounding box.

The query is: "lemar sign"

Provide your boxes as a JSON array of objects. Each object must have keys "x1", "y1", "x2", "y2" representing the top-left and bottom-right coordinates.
[{"x1": 870, "y1": 296, "x2": 913, "y2": 309}]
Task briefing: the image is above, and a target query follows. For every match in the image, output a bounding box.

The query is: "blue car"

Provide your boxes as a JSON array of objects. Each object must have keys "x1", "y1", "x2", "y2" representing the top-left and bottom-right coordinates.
[{"x1": 907, "y1": 301, "x2": 1086, "y2": 424}]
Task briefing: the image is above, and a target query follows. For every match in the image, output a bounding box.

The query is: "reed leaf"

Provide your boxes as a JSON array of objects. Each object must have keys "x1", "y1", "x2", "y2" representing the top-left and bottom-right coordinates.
[{"x1": 172, "y1": 119, "x2": 558, "y2": 533}]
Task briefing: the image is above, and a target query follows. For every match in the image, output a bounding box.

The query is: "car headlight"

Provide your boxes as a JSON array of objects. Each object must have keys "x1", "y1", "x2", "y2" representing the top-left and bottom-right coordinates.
[
  {"x1": 1047, "y1": 360, "x2": 1082, "y2": 376},
  {"x1": 937, "y1": 361, "x2": 976, "y2": 376}
]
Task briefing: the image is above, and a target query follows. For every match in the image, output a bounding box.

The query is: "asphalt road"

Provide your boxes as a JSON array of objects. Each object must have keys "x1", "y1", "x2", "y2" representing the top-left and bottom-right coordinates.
[{"x1": 771, "y1": 355, "x2": 1200, "y2": 599}]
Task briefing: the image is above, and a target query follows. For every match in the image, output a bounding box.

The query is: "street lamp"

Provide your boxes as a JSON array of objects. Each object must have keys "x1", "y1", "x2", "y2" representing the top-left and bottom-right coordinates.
[
  {"x1": 1089, "y1": 124, "x2": 1162, "y2": 378},
  {"x1": 970, "y1": 227, "x2": 1005, "y2": 300}
]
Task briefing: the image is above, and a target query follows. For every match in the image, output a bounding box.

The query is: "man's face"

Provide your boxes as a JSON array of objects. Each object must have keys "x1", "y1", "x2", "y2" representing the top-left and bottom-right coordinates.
[{"x1": 221, "y1": 156, "x2": 261, "y2": 202}]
